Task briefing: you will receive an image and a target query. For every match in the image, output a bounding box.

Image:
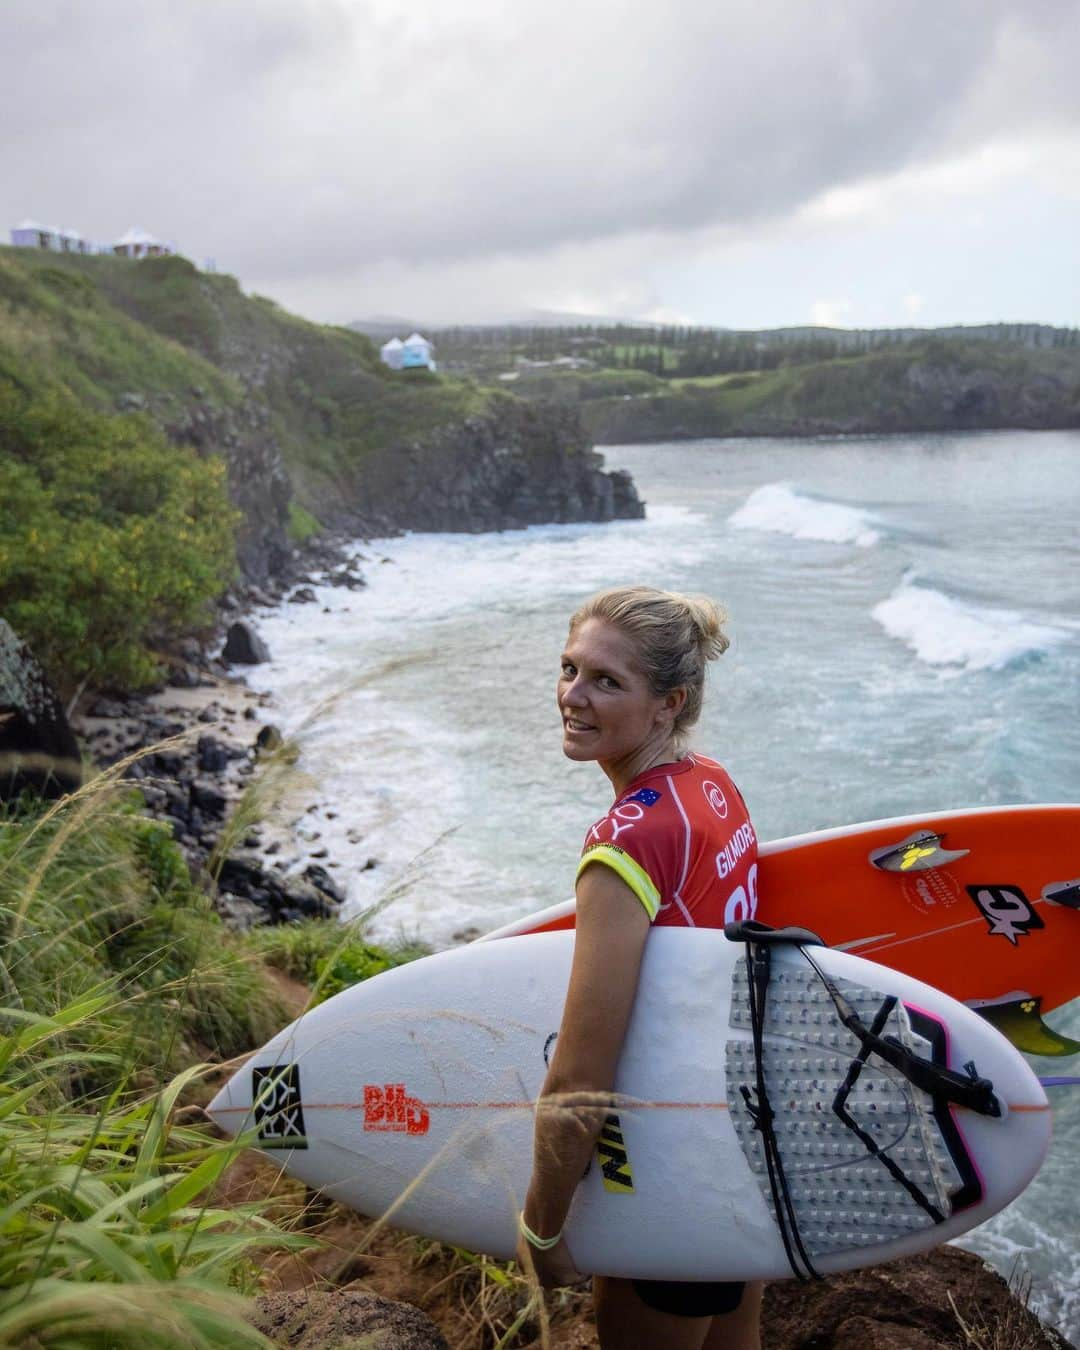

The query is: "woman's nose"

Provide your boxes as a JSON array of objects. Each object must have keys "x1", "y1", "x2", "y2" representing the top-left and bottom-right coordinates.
[{"x1": 561, "y1": 676, "x2": 587, "y2": 706}]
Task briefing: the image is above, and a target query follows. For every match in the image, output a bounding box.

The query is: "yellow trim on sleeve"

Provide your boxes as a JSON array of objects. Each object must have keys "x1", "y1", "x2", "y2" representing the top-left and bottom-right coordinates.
[{"x1": 577, "y1": 844, "x2": 661, "y2": 920}]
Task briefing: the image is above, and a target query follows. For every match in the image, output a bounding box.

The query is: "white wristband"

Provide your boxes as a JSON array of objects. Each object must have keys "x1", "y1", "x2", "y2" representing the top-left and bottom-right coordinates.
[{"x1": 519, "y1": 1211, "x2": 563, "y2": 1250}]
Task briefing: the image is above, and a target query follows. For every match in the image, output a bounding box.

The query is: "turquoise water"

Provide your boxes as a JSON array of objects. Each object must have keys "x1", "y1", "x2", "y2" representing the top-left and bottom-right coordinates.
[{"x1": 248, "y1": 429, "x2": 1080, "y2": 1336}]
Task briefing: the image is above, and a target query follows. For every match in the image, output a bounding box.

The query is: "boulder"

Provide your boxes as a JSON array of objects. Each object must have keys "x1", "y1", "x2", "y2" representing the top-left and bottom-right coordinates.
[
  {"x1": 0, "y1": 620, "x2": 82, "y2": 802},
  {"x1": 250, "y1": 1290, "x2": 449, "y2": 1349},
  {"x1": 255, "y1": 724, "x2": 283, "y2": 753},
  {"x1": 222, "y1": 621, "x2": 270, "y2": 665}
]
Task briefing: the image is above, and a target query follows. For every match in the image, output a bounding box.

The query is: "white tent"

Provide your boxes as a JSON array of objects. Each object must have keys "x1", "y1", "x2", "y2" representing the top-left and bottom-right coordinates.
[
  {"x1": 401, "y1": 332, "x2": 436, "y2": 370},
  {"x1": 380, "y1": 337, "x2": 405, "y2": 370}
]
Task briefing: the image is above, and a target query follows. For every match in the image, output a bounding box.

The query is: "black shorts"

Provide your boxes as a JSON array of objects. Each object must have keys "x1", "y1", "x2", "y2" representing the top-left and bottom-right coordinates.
[{"x1": 631, "y1": 1278, "x2": 745, "y2": 1318}]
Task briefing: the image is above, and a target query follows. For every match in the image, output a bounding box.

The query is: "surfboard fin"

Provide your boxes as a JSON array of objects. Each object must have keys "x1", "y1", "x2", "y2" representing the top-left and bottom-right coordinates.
[
  {"x1": 969, "y1": 994, "x2": 1080, "y2": 1057},
  {"x1": 868, "y1": 831, "x2": 969, "y2": 874},
  {"x1": 1042, "y1": 878, "x2": 1080, "y2": 910}
]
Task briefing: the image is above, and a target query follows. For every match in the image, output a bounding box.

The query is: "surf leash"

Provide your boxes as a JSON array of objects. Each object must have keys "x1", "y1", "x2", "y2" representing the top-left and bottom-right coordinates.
[
  {"x1": 736, "y1": 930, "x2": 822, "y2": 1282},
  {"x1": 726, "y1": 918, "x2": 1005, "y2": 1273}
]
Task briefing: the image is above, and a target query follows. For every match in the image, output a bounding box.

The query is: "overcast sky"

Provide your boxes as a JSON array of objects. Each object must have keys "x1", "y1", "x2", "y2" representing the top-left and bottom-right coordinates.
[{"x1": 3, "y1": 0, "x2": 1079, "y2": 329}]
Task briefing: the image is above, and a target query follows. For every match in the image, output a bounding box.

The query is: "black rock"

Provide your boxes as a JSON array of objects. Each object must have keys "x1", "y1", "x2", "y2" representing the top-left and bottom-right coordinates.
[
  {"x1": 303, "y1": 863, "x2": 346, "y2": 904},
  {"x1": 0, "y1": 620, "x2": 83, "y2": 802},
  {"x1": 189, "y1": 779, "x2": 228, "y2": 819},
  {"x1": 255, "y1": 724, "x2": 283, "y2": 753},
  {"x1": 87, "y1": 697, "x2": 130, "y2": 719},
  {"x1": 197, "y1": 735, "x2": 229, "y2": 774},
  {"x1": 149, "y1": 750, "x2": 187, "y2": 777},
  {"x1": 328, "y1": 569, "x2": 366, "y2": 591},
  {"x1": 167, "y1": 665, "x2": 203, "y2": 689},
  {"x1": 222, "y1": 621, "x2": 270, "y2": 666},
  {"x1": 289, "y1": 587, "x2": 317, "y2": 604}
]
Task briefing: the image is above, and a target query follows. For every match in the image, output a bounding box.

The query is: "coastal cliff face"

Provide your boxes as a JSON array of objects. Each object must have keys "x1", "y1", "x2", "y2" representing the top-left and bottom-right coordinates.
[
  {"x1": 570, "y1": 343, "x2": 1080, "y2": 443},
  {"x1": 0, "y1": 249, "x2": 643, "y2": 587},
  {"x1": 344, "y1": 396, "x2": 643, "y2": 533}
]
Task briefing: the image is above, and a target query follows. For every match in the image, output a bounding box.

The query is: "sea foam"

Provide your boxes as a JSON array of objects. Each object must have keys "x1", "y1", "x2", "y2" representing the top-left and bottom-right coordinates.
[
  {"x1": 872, "y1": 576, "x2": 1070, "y2": 673},
  {"x1": 729, "y1": 482, "x2": 882, "y2": 547}
]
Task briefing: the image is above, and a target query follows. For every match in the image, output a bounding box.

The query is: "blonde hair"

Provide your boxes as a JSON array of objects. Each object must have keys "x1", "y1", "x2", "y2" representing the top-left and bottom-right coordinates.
[{"x1": 569, "y1": 585, "x2": 729, "y2": 752}]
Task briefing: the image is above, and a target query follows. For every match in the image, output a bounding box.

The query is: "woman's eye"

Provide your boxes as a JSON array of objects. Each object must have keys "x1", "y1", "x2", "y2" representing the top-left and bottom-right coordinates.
[
  {"x1": 598, "y1": 675, "x2": 619, "y2": 690},
  {"x1": 561, "y1": 663, "x2": 576, "y2": 677}
]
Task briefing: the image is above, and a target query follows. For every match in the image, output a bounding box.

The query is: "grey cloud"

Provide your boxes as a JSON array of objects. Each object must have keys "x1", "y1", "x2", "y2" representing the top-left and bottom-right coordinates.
[{"x1": 2, "y1": 0, "x2": 1077, "y2": 291}]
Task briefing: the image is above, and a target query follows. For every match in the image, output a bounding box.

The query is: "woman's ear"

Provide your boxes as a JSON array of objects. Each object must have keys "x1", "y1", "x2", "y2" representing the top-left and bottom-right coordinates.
[{"x1": 660, "y1": 687, "x2": 688, "y2": 725}]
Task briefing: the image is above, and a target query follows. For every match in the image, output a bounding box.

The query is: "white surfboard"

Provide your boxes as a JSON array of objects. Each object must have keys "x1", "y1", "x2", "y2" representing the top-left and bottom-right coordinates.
[{"x1": 208, "y1": 930, "x2": 1050, "y2": 1282}]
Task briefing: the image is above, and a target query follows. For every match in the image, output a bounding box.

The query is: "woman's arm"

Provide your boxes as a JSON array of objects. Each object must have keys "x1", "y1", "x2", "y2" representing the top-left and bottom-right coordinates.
[{"x1": 517, "y1": 862, "x2": 652, "y2": 1286}]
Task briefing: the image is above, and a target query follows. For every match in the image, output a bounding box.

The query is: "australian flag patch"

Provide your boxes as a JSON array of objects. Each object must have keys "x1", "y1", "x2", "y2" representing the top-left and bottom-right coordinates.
[{"x1": 623, "y1": 788, "x2": 661, "y2": 807}]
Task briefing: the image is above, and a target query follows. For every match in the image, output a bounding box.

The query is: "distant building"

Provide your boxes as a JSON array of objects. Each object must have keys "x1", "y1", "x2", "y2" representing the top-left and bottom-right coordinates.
[
  {"x1": 9, "y1": 219, "x2": 176, "y2": 259},
  {"x1": 379, "y1": 336, "x2": 405, "y2": 370},
  {"x1": 112, "y1": 227, "x2": 173, "y2": 259},
  {"x1": 379, "y1": 332, "x2": 437, "y2": 372},
  {"x1": 401, "y1": 332, "x2": 436, "y2": 371},
  {"x1": 10, "y1": 220, "x2": 59, "y2": 250}
]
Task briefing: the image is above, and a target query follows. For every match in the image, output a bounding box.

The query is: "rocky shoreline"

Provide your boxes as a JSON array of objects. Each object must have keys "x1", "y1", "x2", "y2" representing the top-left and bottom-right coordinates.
[{"x1": 71, "y1": 530, "x2": 370, "y2": 931}]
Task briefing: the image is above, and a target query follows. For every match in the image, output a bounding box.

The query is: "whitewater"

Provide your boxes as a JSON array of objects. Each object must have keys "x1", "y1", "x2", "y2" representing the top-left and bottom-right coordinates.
[{"x1": 245, "y1": 429, "x2": 1080, "y2": 1337}]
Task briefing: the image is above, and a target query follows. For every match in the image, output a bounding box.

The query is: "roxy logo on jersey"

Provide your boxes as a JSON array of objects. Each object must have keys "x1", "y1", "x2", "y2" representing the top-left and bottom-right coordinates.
[
  {"x1": 702, "y1": 780, "x2": 729, "y2": 820},
  {"x1": 967, "y1": 885, "x2": 1045, "y2": 946},
  {"x1": 363, "y1": 1083, "x2": 430, "y2": 1135}
]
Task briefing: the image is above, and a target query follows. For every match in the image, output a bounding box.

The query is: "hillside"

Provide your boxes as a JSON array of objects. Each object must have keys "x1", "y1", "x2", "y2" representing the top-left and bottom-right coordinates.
[
  {"x1": 417, "y1": 320, "x2": 1080, "y2": 442},
  {"x1": 0, "y1": 249, "x2": 641, "y2": 583}
]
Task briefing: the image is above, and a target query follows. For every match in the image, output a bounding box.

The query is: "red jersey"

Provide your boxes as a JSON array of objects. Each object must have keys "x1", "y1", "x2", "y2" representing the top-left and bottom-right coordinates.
[{"x1": 577, "y1": 754, "x2": 757, "y2": 928}]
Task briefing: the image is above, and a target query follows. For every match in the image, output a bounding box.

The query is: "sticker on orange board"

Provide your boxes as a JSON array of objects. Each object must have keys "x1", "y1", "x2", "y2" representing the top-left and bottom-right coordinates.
[
  {"x1": 869, "y1": 831, "x2": 970, "y2": 874},
  {"x1": 900, "y1": 866, "x2": 964, "y2": 916},
  {"x1": 363, "y1": 1083, "x2": 430, "y2": 1136},
  {"x1": 966, "y1": 885, "x2": 1045, "y2": 946}
]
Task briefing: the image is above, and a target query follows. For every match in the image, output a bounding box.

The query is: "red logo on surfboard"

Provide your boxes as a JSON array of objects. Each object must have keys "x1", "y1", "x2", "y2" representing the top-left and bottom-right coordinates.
[{"x1": 363, "y1": 1084, "x2": 430, "y2": 1135}]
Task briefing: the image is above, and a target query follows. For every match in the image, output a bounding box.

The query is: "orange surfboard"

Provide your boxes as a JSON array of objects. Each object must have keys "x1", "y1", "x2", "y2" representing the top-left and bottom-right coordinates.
[{"x1": 481, "y1": 805, "x2": 1080, "y2": 1056}]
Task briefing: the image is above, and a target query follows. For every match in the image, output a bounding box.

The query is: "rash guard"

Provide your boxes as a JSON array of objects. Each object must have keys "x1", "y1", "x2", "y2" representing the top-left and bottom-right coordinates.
[{"x1": 577, "y1": 753, "x2": 757, "y2": 928}]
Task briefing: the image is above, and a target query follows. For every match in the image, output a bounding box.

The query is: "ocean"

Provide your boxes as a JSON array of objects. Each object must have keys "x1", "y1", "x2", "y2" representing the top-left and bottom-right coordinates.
[{"x1": 245, "y1": 429, "x2": 1080, "y2": 1337}]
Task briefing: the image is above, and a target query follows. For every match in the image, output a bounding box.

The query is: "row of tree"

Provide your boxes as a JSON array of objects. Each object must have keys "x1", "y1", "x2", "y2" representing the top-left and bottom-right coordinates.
[{"x1": 432, "y1": 321, "x2": 1080, "y2": 381}]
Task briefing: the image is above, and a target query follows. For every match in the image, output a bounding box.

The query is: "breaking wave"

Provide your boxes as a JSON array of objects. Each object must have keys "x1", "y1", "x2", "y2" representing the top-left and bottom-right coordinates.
[
  {"x1": 872, "y1": 576, "x2": 1071, "y2": 673},
  {"x1": 729, "y1": 482, "x2": 883, "y2": 547}
]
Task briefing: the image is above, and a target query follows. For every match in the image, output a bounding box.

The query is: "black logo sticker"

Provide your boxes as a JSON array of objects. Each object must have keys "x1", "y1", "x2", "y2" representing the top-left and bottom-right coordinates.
[
  {"x1": 252, "y1": 1063, "x2": 308, "y2": 1149},
  {"x1": 966, "y1": 885, "x2": 1045, "y2": 946}
]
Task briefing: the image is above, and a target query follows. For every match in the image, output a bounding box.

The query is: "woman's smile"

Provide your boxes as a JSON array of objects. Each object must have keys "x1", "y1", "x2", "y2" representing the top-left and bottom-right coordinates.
[{"x1": 557, "y1": 617, "x2": 681, "y2": 786}]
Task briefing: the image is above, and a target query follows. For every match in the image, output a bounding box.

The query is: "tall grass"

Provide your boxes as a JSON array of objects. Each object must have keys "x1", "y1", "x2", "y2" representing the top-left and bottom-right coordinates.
[{"x1": 0, "y1": 759, "x2": 310, "y2": 1346}]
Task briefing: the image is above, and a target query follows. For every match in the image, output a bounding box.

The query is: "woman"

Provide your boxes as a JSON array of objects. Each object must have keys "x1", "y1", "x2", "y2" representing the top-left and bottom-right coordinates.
[{"x1": 515, "y1": 586, "x2": 763, "y2": 1349}]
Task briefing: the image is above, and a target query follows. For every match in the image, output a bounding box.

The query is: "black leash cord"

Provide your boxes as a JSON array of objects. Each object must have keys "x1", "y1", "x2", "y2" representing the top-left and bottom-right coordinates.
[
  {"x1": 740, "y1": 941, "x2": 822, "y2": 1282},
  {"x1": 798, "y1": 948, "x2": 1001, "y2": 1120},
  {"x1": 830, "y1": 994, "x2": 945, "y2": 1223}
]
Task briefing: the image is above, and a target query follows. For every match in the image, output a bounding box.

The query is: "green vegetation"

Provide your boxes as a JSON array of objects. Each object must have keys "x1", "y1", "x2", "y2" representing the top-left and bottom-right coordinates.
[
  {"x1": 0, "y1": 246, "x2": 498, "y2": 525},
  {"x1": 0, "y1": 385, "x2": 238, "y2": 695},
  {"x1": 0, "y1": 758, "x2": 428, "y2": 1346},
  {"x1": 285, "y1": 501, "x2": 322, "y2": 545},
  {"x1": 419, "y1": 318, "x2": 1080, "y2": 443},
  {"x1": 247, "y1": 919, "x2": 427, "y2": 1005}
]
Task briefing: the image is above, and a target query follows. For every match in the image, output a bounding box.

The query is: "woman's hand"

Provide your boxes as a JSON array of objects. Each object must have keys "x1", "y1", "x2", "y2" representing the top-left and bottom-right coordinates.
[{"x1": 515, "y1": 1232, "x2": 586, "y2": 1289}]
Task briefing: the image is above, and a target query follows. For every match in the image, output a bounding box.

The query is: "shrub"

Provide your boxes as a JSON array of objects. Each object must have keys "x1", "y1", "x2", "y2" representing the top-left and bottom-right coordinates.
[{"x1": 0, "y1": 384, "x2": 239, "y2": 694}]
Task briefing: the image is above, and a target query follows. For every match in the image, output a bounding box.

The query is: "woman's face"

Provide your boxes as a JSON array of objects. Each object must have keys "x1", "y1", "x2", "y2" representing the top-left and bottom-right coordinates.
[{"x1": 557, "y1": 618, "x2": 679, "y2": 768}]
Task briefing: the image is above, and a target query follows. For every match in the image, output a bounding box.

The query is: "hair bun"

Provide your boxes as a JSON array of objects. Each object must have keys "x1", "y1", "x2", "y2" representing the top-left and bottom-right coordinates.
[{"x1": 682, "y1": 594, "x2": 730, "y2": 661}]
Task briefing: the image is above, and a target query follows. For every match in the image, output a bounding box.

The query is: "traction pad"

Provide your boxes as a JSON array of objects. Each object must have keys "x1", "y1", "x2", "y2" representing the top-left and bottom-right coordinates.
[{"x1": 727, "y1": 962, "x2": 963, "y2": 1257}]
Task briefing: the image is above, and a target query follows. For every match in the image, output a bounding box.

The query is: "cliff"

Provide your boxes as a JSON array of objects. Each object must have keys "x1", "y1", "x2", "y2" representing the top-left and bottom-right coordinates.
[
  {"x1": 493, "y1": 341, "x2": 1080, "y2": 445},
  {"x1": 0, "y1": 249, "x2": 642, "y2": 585}
]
